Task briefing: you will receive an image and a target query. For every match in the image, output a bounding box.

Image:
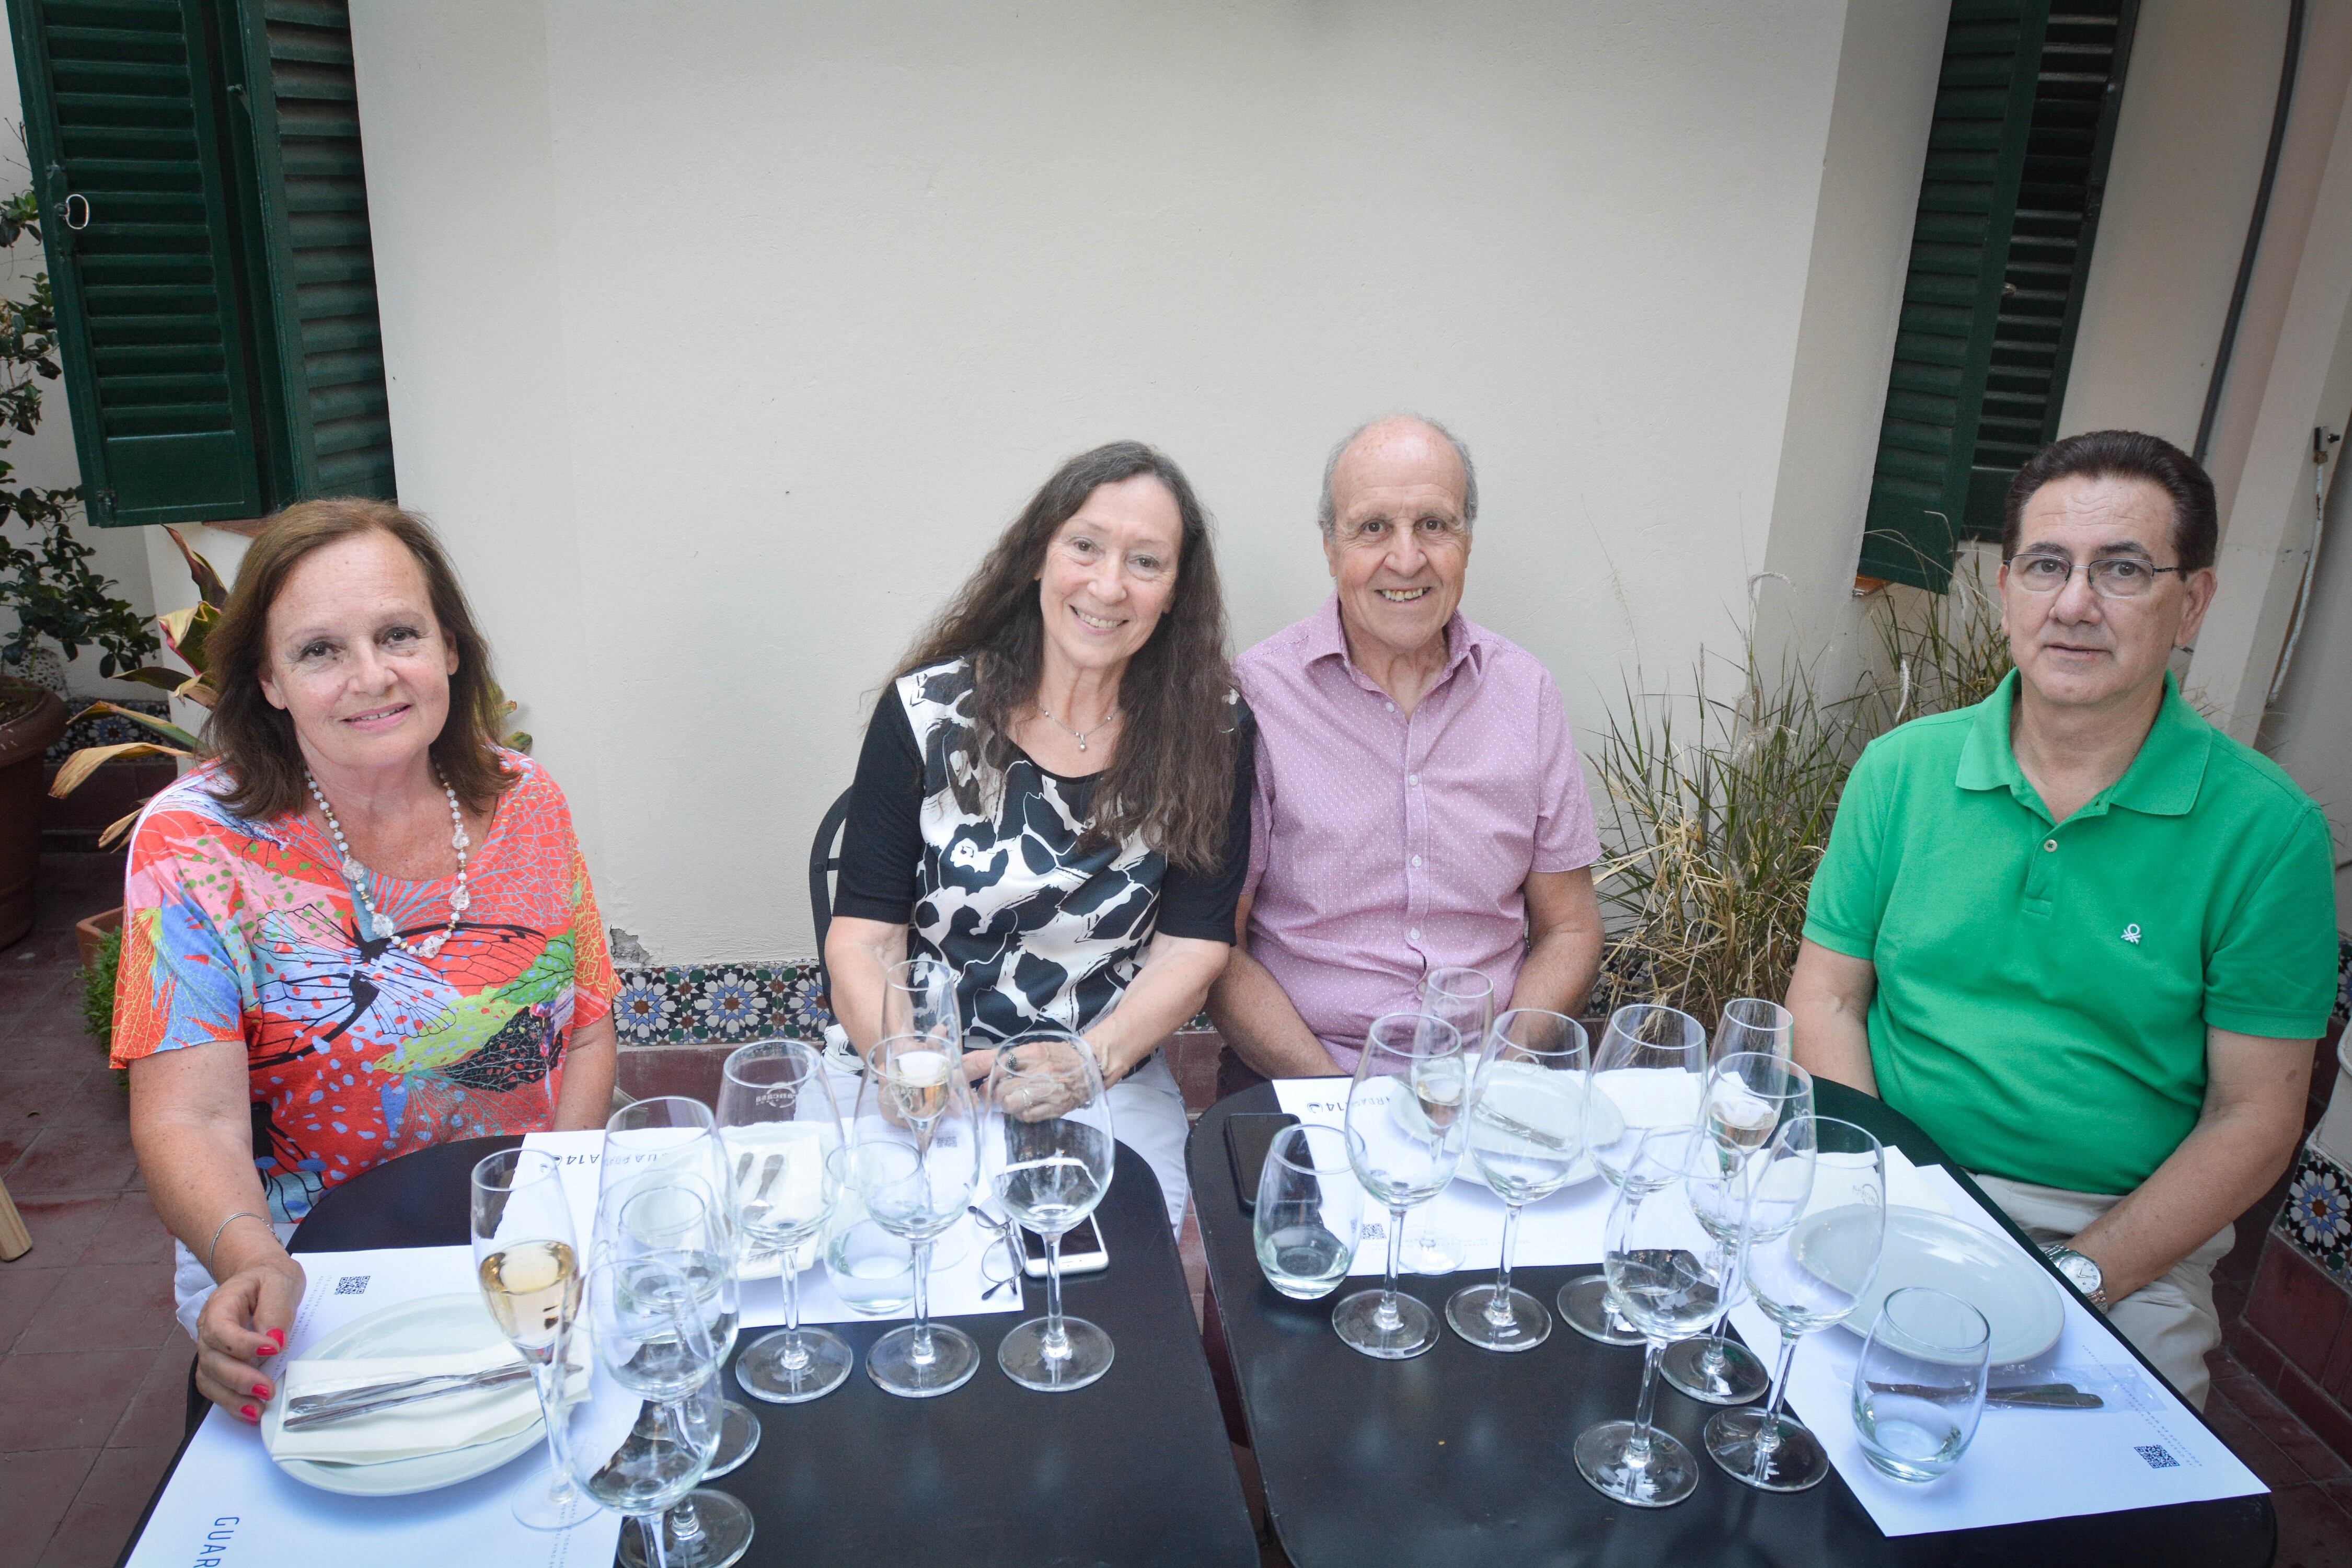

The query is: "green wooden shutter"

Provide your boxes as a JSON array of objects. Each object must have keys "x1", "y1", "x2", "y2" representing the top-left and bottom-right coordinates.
[
  {"x1": 223, "y1": 0, "x2": 394, "y2": 500},
  {"x1": 1859, "y1": 0, "x2": 2136, "y2": 591},
  {"x1": 9, "y1": 0, "x2": 270, "y2": 528}
]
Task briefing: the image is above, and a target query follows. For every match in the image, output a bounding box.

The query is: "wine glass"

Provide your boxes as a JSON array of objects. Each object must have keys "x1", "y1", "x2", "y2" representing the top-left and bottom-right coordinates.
[
  {"x1": 717, "y1": 1040, "x2": 852, "y2": 1403},
  {"x1": 1710, "y1": 996, "x2": 1793, "y2": 1063},
  {"x1": 1403, "y1": 967, "x2": 1494, "y2": 1275},
  {"x1": 986, "y1": 1024, "x2": 1117, "y2": 1390},
  {"x1": 568, "y1": 1257, "x2": 737, "y2": 1568},
  {"x1": 1706, "y1": 1114, "x2": 1887, "y2": 1492},
  {"x1": 1253, "y1": 1124, "x2": 1361, "y2": 1299},
  {"x1": 1559, "y1": 1004, "x2": 1705, "y2": 1345},
  {"x1": 883, "y1": 956, "x2": 961, "y2": 1054},
  {"x1": 1333, "y1": 1012, "x2": 1469, "y2": 1359},
  {"x1": 603, "y1": 1097, "x2": 759, "y2": 1481},
  {"x1": 470, "y1": 1148, "x2": 591, "y2": 1531},
  {"x1": 1663, "y1": 1051, "x2": 1815, "y2": 1404},
  {"x1": 852, "y1": 1034, "x2": 985, "y2": 1397},
  {"x1": 1445, "y1": 1009, "x2": 1588, "y2": 1352},
  {"x1": 1851, "y1": 1287, "x2": 1992, "y2": 1482},
  {"x1": 821, "y1": 1144, "x2": 915, "y2": 1316},
  {"x1": 1574, "y1": 1125, "x2": 1725, "y2": 1508}
]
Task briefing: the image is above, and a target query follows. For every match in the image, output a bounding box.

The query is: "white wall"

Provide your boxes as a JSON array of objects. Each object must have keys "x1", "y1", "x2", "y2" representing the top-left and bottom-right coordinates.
[{"x1": 349, "y1": 0, "x2": 1920, "y2": 963}]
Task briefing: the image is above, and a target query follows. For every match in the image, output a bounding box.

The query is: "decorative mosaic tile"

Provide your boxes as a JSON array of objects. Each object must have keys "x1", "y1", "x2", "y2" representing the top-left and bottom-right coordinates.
[
  {"x1": 44, "y1": 695, "x2": 173, "y2": 764},
  {"x1": 612, "y1": 962, "x2": 832, "y2": 1047},
  {"x1": 2276, "y1": 1142, "x2": 2352, "y2": 1287}
]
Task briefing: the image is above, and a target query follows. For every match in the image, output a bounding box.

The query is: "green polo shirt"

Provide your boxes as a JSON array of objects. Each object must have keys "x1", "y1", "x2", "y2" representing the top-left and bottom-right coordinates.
[{"x1": 1804, "y1": 670, "x2": 2338, "y2": 1195}]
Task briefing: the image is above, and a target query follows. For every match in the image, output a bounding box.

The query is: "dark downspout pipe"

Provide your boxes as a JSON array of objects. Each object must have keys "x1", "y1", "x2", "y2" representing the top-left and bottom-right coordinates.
[{"x1": 2194, "y1": 0, "x2": 2306, "y2": 466}]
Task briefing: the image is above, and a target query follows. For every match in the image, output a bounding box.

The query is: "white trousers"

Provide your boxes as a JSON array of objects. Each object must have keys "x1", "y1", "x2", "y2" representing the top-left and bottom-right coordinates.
[{"x1": 1109, "y1": 1052, "x2": 1191, "y2": 1232}]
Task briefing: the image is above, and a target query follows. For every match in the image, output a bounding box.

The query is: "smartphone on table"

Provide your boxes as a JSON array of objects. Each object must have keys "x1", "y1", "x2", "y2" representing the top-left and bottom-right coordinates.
[
  {"x1": 1021, "y1": 1214, "x2": 1108, "y2": 1276},
  {"x1": 1225, "y1": 1111, "x2": 1302, "y2": 1213}
]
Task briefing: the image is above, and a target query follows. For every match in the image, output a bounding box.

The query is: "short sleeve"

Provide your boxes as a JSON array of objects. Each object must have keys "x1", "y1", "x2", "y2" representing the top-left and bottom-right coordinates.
[
  {"x1": 2204, "y1": 804, "x2": 2340, "y2": 1040},
  {"x1": 565, "y1": 841, "x2": 620, "y2": 1029},
  {"x1": 1158, "y1": 706, "x2": 1256, "y2": 942},
  {"x1": 1530, "y1": 668, "x2": 1601, "y2": 872},
  {"x1": 1802, "y1": 740, "x2": 1893, "y2": 960},
  {"x1": 110, "y1": 805, "x2": 250, "y2": 1069},
  {"x1": 832, "y1": 690, "x2": 928, "y2": 925}
]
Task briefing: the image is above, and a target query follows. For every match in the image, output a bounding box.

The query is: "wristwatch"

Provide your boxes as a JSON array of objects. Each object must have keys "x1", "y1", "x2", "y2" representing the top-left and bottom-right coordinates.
[{"x1": 2044, "y1": 1245, "x2": 2109, "y2": 1309}]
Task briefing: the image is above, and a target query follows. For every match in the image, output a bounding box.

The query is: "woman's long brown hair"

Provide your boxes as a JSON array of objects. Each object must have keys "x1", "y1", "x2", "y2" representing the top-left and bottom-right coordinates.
[
  {"x1": 894, "y1": 442, "x2": 1236, "y2": 871},
  {"x1": 206, "y1": 499, "x2": 516, "y2": 820}
]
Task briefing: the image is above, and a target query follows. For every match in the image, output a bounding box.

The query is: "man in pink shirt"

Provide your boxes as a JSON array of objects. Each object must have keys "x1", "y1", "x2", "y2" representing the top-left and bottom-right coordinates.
[{"x1": 1208, "y1": 416, "x2": 1605, "y2": 1080}]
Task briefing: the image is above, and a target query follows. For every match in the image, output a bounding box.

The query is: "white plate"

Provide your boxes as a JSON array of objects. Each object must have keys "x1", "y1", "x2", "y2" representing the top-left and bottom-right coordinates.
[
  {"x1": 1846, "y1": 1208, "x2": 2065, "y2": 1366},
  {"x1": 1388, "y1": 1065, "x2": 1601, "y2": 1193},
  {"x1": 261, "y1": 1293, "x2": 545, "y2": 1497}
]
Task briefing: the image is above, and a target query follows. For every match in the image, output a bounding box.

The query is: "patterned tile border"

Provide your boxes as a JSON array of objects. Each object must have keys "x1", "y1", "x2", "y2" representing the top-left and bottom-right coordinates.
[
  {"x1": 612, "y1": 963, "x2": 834, "y2": 1047},
  {"x1": 2275, "y1": 1142, "x2": 2352, "y2": 1289},
  {"x1": 45, "y1": 695, "x2": 171, "y2": 764}
]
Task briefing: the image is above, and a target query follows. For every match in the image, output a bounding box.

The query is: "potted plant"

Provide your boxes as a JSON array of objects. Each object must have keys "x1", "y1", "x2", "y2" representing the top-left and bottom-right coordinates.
[{"x1": 0, "y1": 186, "x2": 157, "y2": 946}]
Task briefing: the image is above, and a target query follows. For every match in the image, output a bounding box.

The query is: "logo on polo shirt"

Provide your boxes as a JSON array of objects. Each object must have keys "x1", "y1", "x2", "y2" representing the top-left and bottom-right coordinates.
[{"x1": 2122, "y1": 924, "x2": 2142, "y2": 944}]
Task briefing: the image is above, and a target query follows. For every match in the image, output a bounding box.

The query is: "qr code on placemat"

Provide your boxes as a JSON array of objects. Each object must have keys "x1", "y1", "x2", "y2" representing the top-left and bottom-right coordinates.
[
  {"x1": 2135, "y1": 1444, "x2": 2178, "y2": 1470},
  {"x1": 335, "y1": 1275, "x2": 370, "y2": 1297}
]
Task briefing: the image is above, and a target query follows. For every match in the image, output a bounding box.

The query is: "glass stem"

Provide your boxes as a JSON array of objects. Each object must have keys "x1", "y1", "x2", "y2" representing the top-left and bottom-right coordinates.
[
  {"x1": 910, "y1": 1237, "x2": 935, "y2": 1363},
  {"x1": 637, "y1": 1515, "x2": 670, "y2": 1568},
  {"x1": 1754, "y1": 1329, "x2": 1802, "y2": 1455},
  {"x1": 1042, "y1": 1229, "x2": 1069, "y2": 1357},
  {"x1": 1374, "y1": 1203, "x2": 1407, "y2": 1331},
  {"x1": 779, "y1": 1239, "x2": 809, "y2": 1369},
  {"x1": 1702, "y1": 1229, "x2": 1746, "y2": 1367},
  {"x1": 529, "y1": 1344, "x2": 579, "y2": 1507},
  {"x1": 1627, "y1": 1339, "x2": 1665, "y2": 1465},
  {"x1": 1487, "y1": 1202, "x2": 1522, "y2": 1325},
  {"x1": 671, "y1": 1497, "x2": 706, "y2": 1546}
]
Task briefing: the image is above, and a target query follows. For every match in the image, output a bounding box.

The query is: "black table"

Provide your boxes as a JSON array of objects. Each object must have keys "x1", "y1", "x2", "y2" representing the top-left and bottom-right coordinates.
[
  {"x1": 125, "y1": 1136, "x2": 1257, "y2": 1568},
  {"x1": 1189, "y1": 1079, "x2": 2276, "y2": 1567}
]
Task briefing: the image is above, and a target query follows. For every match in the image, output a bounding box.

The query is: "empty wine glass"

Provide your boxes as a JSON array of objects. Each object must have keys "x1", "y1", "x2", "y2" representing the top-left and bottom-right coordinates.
[
  {"x1": 603, "y1": 1097, "x2": 758, "y2": 1481},
  {"x1": 883, "y1": 956, "x2": 961, "y2": 1054},
  {"x1": 1707, "y1": 1114, "x2": 1886, "y2": 1492},
  {"x1": 1574, "y1": 1125, "x2": 1725, "y2": 1508},
  {"x1": 1663, "y1": 1051, "x2": 1814, "y2": 1404},
  {"x1": 470, "y1": 1148, "x2": 590, "y2": 1531},
  {"x1": 1851, "y1": 1287, "x2": 1992, "y2": 1483},
  {"x1": 568, "y1": 1257, "x2": 739, "y2": 1568},
  {"x1": 718, "y1": 1040, "x2": 851, "y2": 1403},
  {"x1": 1402, "y1": 967, "x2": 1493, "y2": 1275},
  {"x1": 987, "y1": 1024, "x2": 1117, "y2": 1391},
  {"x1": 852, "y1": 1034, "x2": 985, "y2": 1397},
  {"x1": 1333, "y1": 1013, "x2": 1469, "y2": 1359},
  {"x1": 1710, "y1": 996, "x2": 1793, "y2": 1063},
  {"x1": 1254, "y1": 1124, "x2": 1361, "y2": 1299},
  {"x1": 1446, "y1": 1009, "x2": 1588, "y2": 1352},
  {"x1": 1560, "y1": 1003, "x2": 1705, "y2": 1346}
]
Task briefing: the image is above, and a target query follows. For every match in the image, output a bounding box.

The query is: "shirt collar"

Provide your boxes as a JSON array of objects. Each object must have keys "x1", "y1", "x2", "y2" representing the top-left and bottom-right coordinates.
[
  {"x1": 1305, "y1": 593, "x2": 1489, "y2": 684},
  {"x1": 1955, "y1": 668, "x2": 2210, "y2": 817}
]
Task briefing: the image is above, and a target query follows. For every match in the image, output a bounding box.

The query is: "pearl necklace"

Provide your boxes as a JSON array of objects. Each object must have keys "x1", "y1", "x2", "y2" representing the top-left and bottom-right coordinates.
[
  {"x1": 306, "y1": 768, "x2": 470, "y2": 958},
  {"x1": 1034, "y1": 700, "x2": 1119, "y2": 753}
]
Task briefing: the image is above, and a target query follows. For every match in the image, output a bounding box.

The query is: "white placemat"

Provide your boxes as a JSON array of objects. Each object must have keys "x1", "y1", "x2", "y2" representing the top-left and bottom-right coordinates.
[
  {"x1": 524, "y1": 1128, "x2": 1026, "y2": 1324},
  {"x1": 1726, "y1": 1166, "x2": 2265, "y2": 1536},
  {"x1": 123, "y1": 1246, "x2": 620, "y2": 1568}
]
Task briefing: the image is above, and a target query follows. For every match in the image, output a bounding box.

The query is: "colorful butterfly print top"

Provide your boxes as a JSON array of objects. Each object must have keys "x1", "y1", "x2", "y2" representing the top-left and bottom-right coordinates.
[{"x1": 111, "y1": 752, "x2": 619, "y2": 1226}]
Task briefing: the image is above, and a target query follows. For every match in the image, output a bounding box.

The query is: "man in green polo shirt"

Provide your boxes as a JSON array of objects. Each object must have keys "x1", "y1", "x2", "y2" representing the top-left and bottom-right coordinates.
[{"x1": 1792, "y1": 429, "x2": 2338, "y2": 1409}]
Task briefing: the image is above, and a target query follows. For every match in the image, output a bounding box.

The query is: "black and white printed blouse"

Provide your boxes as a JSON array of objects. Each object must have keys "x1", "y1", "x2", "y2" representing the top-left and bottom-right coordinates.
[{"x1": 833, "y1": 656, "x2": 1254, "y2": 1044}]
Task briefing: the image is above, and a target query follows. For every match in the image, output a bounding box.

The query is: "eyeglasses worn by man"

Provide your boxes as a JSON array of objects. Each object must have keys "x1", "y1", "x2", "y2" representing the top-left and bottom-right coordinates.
[{"x1": 1789, "y1": 429, "x2": 2339, "y2": 1410}]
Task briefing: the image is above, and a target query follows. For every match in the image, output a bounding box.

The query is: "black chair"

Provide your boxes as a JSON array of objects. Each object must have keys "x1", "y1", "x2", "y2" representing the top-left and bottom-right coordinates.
[{"x1": 808, "y1": 786, "x2": 853, "y2": 1008}]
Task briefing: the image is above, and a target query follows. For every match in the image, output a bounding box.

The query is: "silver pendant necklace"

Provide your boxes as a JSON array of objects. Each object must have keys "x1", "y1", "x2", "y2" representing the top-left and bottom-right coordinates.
[
  {"x1": 1034, "y1": 700, "x2": 1119, "y2": 753},
  {"x1": 306, "y1": 767, "x2": 471, "y2": 958}
]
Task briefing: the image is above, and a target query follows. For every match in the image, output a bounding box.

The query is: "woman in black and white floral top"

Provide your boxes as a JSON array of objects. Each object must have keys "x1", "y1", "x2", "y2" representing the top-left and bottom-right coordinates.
[{"x1": 828, "y1": 441, "x2": 1253, "y2": 1228}]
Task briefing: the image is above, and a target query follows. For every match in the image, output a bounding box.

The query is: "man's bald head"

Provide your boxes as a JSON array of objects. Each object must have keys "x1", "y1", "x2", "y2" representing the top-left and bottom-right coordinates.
[{"x1": 1317, "y1": 416, "x2": 1478, "y2": 539}]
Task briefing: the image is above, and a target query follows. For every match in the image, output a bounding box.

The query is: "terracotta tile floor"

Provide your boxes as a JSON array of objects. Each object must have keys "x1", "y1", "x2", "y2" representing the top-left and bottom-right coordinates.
[{"x1": 6, "y1": 850, "x2": 2342, "y2": 1567}]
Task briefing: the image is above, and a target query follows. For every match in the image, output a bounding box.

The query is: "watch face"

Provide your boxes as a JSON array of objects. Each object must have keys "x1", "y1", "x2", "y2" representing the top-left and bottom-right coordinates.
[{"x1": 2057, "y1": 1253, "x2": 2101, "y2": 1294}]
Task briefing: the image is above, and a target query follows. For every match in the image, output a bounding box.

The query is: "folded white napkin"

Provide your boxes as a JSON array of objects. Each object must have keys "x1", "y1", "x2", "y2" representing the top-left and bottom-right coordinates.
[
  {"x1": 272, "y1": 1340, "x2": 581, "y2": 1467},
  {"x1": 1808, "y1": 1144, "x2": 1952, "y2": 1218}
]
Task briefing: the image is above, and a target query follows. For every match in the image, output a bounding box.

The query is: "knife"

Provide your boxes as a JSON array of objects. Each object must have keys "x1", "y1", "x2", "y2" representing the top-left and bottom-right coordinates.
[
  {"x1": 1868, "y1": 1380, "x2": 2104, "y2": 1409},
  {"x1": 282, "y1": 1362, "x2": 536, "y2": 1428},
  {"x1": 1472, "y1": 1104, "x2": 1574, "y2": 1151}
]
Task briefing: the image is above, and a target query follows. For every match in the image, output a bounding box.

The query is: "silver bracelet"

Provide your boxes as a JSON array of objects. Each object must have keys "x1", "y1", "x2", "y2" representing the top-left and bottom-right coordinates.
[{"x1": 206, "y1": 1209, "x2": 270, "y2": 1272}]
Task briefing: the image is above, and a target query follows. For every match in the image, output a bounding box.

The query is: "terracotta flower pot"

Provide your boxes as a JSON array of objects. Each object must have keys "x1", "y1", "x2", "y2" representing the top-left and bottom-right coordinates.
[
  {"x1": 76, "y1": 904, "x2": 123, "y2": 969},
  {"x1": 0, "y1": 676, "x2": 69, "y2": 949}
]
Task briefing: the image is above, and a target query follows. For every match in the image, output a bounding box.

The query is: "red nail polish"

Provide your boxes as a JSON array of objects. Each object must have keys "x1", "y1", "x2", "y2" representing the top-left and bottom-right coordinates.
[
  {"x1": 240, "y1": 1404, "x2": 260, "y2": 1423},
  {"x1": 265, "y1": 1328, "x2": 285, "y2": 1345},
  {"x1": 251, "y1": 1383, "x2": 270, "y2": 1400}
]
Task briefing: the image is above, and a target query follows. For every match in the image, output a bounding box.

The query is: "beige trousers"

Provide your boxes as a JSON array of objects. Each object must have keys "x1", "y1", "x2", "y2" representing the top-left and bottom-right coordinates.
[{"x1": 1970, "y1": 1173, "x2": 2234, "y2": 1411}]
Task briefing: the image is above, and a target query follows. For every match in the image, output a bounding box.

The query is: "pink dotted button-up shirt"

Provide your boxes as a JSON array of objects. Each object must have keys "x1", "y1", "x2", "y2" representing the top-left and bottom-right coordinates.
[{"x1": 1236, "y1": 596, "x2": 1601, "y2": 1070}]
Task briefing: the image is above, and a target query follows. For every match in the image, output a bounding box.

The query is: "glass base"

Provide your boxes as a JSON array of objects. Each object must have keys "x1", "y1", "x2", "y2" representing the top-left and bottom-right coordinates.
[
  {"x1": 1558, "y1": 1275, "x2": 1645, "y2": 1346},
  {"x1": 1575, "y1": 1419, "x2": 1699, "y2": 1508},
  {"x1": 1332, "y1": 1286, "x2": 1439, "y2": 1359},
  {"x1": 1661, "y1": 1334, "x2": 1770, "y2": 1405},
  {"x1": 735, "y1": 1327, "x2": 854, "y2": 1404},
  {"x1": 1706, "y1": 1406, "x2": 1830, "y2": 1491},
  {"x1": 1445, "y1": 1282, "x2": 1550, "y2": 1352},
  {"x1": 510, "y1": 1466, "x2": 594, "y2": 1531},
  {"x1": 867, "y1": 1320, "x2": 981, "y2": 1398},
  {"x1": 700, "y1": 1400, "x2": 760, "y2": 1479},
  {"x1": 617, "y1": 1492, "x2": 755, "y2": 1568},
  {"x1": 998, "y1": 1315, "x2": 1114, "y2": 1392}
]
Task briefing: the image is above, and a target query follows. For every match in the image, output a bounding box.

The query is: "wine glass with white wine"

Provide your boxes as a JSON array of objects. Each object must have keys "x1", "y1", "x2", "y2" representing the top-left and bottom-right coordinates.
[
  {"x1": 852, "y1": 1034, "x2": 986, "y2": 1397},
  {"x1": 470, "y1": 1147, "x2": 590, "y2": 1532}
]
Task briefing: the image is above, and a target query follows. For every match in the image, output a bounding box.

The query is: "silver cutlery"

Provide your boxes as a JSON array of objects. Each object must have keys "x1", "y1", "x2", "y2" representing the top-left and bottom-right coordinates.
[
  {"x1": 1869, "y1": 1380, "x2": 2104, "y2": 1410},
  {"x1": 753, "y1": 1151, "x2": 785, "y2": 1204},
  {"x1": 283, "y1": 1362, "x2": 536, "y2": 1428},
  {"x1": 1473, "y1": 1104, "x2": 1574, "y2": 1151}
]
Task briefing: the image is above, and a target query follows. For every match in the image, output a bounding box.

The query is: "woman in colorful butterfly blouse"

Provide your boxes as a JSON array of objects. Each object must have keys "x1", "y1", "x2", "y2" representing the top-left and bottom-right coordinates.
[
  {"x1": 827, "y1": 441, "x2": 1254, "y2": 1230},
  {"x1": 113, "y1": 499, "x2": 618, "y2": 1422}
]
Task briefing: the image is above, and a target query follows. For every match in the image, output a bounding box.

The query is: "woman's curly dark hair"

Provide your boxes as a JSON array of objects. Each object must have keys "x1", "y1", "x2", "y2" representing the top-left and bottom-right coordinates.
[{"x1": 894, "y1": 441, "x2": 1235, "y2": 871}]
